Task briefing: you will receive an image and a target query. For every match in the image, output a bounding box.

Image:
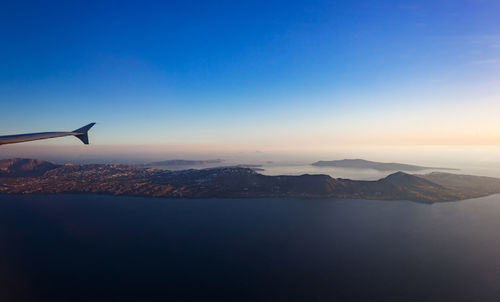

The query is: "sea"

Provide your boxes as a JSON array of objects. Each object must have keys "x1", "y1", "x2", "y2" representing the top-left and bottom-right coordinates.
[{"x1": 2, "y1": 194, "x2": 500, "y2": 301}]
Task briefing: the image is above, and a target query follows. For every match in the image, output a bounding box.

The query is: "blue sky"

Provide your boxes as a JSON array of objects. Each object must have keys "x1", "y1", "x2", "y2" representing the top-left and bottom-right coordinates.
[{"x1": 1, "y1": 0, "x2": 499, "y2": 149}]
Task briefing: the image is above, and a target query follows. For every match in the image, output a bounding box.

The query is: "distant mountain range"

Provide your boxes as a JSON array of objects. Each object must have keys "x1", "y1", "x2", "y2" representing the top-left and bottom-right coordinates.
[
  {"x1": 146, "y1": 159, "x2": 224, "y2": 166},
  {"x1": 312, "y1": 159, "x2": 457, "y2": 172},
  {"x1": 1, "y1": 158, "x2": 499, "y2": 203},
  {"x1": 142, "y1": 159, "x2": 266, "y2": 171}
]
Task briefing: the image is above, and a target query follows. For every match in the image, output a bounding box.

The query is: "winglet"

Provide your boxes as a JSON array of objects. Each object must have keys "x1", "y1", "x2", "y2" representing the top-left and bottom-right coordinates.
[{"x1": 73, "y1": 123, "x2": 96, "y2": 145}]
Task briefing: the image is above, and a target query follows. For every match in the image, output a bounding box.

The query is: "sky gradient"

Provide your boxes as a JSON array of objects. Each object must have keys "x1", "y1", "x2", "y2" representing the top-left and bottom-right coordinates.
[{"x1": 1, "y1": 0, "x2": 500, "y2": 150}]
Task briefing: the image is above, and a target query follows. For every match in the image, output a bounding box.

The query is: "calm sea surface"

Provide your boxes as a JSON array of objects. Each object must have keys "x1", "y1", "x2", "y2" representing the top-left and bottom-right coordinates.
[{"x1": 2, "y1": 194, "x2": 500, "y2": 301}]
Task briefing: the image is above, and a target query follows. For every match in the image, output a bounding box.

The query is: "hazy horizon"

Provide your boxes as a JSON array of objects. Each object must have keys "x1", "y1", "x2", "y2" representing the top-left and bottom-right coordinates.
[{"x1": 4, "y1": 143, "x2": 500, "y2": 179}]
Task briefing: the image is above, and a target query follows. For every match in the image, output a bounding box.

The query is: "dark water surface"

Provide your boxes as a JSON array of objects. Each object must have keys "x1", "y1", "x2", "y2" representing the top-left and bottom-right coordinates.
[{"x1": 1, "y1": 194, "x2": 500, "y2": 301}]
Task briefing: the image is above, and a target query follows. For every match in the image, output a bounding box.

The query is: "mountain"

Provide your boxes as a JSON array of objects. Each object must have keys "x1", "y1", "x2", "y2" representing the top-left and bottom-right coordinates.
[
  {"x1": 0, "y1": 158, "x2": 61, "y2": 177},
  {"x1": 2, "y1": 158, "x2": 497, "y2": 203},
  {"x1": 312, "y1": 159, "x2": 456, "y2": 172}
]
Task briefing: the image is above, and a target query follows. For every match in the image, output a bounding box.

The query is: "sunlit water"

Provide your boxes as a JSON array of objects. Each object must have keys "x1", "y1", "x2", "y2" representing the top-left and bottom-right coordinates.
[{"x1": 2, "y1": 194, "x2": 500, "y2": 301}]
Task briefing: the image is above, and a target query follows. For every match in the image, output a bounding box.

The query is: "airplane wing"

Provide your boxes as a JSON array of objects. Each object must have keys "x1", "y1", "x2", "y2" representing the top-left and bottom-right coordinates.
[{"x1": 0, "y1": 123, "x2": 96, "y2": 146}]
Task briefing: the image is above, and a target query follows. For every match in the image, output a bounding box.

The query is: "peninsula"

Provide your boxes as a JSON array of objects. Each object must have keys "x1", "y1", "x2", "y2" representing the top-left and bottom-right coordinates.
[{"x1": 312, "y1": 159, "x2": 457, "y2": 172}]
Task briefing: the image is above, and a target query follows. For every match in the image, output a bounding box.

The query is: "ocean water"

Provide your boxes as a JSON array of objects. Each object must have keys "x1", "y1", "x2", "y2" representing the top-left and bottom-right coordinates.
[{"x1": 1, "y1": 194, "x2": 500, "y2": 301}]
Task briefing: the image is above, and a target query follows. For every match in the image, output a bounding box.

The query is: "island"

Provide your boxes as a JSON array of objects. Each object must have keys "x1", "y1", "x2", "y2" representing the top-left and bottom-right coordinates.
[
  {"x1": 312, "y1": 159, "x2": 457, "y2": 172},
  {"x1": 1, "y1": 158, "x2": 499, "y2": 203}
]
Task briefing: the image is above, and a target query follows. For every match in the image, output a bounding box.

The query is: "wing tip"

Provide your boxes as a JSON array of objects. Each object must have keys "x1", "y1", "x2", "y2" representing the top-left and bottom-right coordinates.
[{"x1": 73, "y1": 123, "x2": 96, "y2": 145}]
